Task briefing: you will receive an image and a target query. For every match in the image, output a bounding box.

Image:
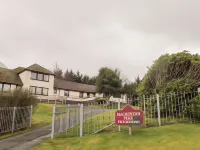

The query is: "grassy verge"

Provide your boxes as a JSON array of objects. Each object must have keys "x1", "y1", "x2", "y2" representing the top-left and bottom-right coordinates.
[
  {"x1": 0, "y1": 103, "x2": 53, "y2": 140},
  {"x1": 32, "y1": 124, "x2": 200, "y2": 150}
]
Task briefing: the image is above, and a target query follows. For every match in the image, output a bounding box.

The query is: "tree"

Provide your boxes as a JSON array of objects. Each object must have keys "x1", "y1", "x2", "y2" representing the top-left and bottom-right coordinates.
[
  {"x1": 137, "y1": 51, "x2": 200, "y2": 95},
  {"x1": 135, "y1": 75, "x2": 141, "y2": 86},
  {"x1": 53, "y1": 63, "x2": 63, "y2": 79},
  {"x1": 96, "y1": 67, "x2": 122, "y2": 97},
  {"x1": 89, "y1": 76, "x2": 97, "y2": 85},
  {"x1": 121, "y1": 82, "x2": 137, "y2": 99},
  {"x1": 63, "y1": 69, "x2": 73, "y2": 81},
  {"x1": 82, "y1": 75, "x2": 90, "y2": 84}
]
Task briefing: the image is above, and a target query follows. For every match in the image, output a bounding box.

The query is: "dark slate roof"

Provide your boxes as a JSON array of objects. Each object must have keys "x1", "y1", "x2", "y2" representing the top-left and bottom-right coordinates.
[
  {"x1": 13, "y1": 67, "x2": 25, "y2": 74},
  {"x1": 54, "y1": 78, "x2": 97, "y2": 93},
  {"x1": 0, "y1": 68, "x2": 23, "y2": 85},
  {"x1": 25, "y1": 64, "x2": 54, "y2": 75}
]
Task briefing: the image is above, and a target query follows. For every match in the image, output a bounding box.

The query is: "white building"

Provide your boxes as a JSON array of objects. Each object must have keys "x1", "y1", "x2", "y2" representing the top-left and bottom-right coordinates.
[{"x1": 0, "y1": 63, "x2": 101, "y2": 101}]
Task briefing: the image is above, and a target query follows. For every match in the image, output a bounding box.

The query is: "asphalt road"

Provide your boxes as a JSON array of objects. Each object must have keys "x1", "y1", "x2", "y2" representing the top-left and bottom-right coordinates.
[{"x1": 0, "y1": 108, "x2": 108, "y2": 150}]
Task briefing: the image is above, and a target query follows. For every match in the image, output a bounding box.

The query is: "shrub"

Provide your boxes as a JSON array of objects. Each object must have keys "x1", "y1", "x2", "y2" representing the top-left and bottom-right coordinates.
[
  {"x1": 0, "y1": 88, "x2": 38, "y2": 111},
  {"x1": 186, "y1": 94, "x2": 200, "y2": 121},
  {"x1": 95, "y1": 97, "x2": 108, "y2": 104}
]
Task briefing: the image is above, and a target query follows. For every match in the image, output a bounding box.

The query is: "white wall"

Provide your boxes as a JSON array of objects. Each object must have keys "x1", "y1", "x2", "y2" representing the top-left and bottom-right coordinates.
[
  {"x1": 19, "y1": 70, "x2": 55, "y2": 95},
  {"x1": 59, "y1": 89, "x2": 65, "y2": 96},
  {"x1": 69, "y1": 91, "x2": 80, "y2": 98},
  {"x1": 95, "y1": 93, "x2": 103, "y2": 98}
]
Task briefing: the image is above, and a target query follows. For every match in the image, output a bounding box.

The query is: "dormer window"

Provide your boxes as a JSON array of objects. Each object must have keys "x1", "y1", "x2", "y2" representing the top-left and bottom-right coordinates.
[
  {"x1": 37, "y1": 73, "x2": 43, "y2": 81},
  {"x1": 31, "y1": 72, "x2": 49, "y2": 82},
  {"x1": 31, "y1": 72, "x2": 37, "y2": 80}
]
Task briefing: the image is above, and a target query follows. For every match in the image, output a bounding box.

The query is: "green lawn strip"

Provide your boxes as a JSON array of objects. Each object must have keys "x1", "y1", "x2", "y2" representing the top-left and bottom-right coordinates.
[
  {"x1": 0, "y1": 103, "x2": 53, "y2": 140},
  {"x1": 32, "y1": 124, "x2": 200, "y2": 150}
]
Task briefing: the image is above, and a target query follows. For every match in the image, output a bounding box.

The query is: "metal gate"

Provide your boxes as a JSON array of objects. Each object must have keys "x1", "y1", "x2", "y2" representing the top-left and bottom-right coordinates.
[{"x1": 51, "y1": 101, "x2": 123, "y2": 138}]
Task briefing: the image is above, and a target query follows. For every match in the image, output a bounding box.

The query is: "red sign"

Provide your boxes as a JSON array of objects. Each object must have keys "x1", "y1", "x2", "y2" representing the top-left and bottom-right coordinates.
[{"x1": 115, "y1": 105, "x2": 144, "y2": 126}]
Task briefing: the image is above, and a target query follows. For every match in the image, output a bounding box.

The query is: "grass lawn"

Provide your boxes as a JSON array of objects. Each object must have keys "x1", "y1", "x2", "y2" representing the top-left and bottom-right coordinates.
[
  {"x1": 0, "y1": 103, "x2": 53, "y2": 140},
  {"x1": 33, "y1": 124, "x2": 200, "y2": 150},
  {"x1": 32, "y1": 103, "x2": 53, "y2": 128}
]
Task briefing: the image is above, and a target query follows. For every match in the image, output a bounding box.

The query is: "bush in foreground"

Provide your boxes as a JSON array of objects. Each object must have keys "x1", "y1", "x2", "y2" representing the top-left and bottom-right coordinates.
[{"x1": 0, "y1": 88, "x2": 38, "y2": 109}]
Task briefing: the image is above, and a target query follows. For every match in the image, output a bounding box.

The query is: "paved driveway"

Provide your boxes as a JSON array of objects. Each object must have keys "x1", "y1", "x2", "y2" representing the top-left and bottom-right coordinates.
[{"x1": 0, "y1": 108, "x2": 109, "y2": 150}]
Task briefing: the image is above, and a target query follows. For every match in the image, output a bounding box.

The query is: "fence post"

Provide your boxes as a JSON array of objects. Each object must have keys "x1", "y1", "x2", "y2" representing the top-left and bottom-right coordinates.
[
  {"x1": 66, "y1": 104, "x2": 70, "y2": 130},
  {"x1": 29, "y1": 105, "x2": 33, "y2": 128},
  {"x1": 51, "y1": 104, "x2": 56, "y2": 139},
  {"x1": 156, "y1": 94, "x2": 161, "y2": 127},
  {"x1": 12, "y1": 106, "x2": 16, "y2": 133},
  {"x1": 80, "y1": 104, "x2": 83, "y2": 137},
  {"x1": 118, "y1": 98, "x2": 121, "y2": 132},
  {"x1": 143, "y1": 95, "x2": 146, "y2": 127}
]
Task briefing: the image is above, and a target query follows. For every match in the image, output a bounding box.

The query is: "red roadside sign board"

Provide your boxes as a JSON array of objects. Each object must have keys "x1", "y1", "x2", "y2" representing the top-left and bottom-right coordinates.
[{"x1": 115, "y1": 105, "x2": 144, "y2": 126}]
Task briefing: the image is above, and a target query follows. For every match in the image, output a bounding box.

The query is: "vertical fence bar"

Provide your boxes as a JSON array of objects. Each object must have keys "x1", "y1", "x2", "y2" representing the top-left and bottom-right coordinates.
[
  {"x1": 171, "y1": 93, "x2": 174, "y2": 120},
  {"x1": 66, "y1": 104, "x2": 70, "y2": 130},
  {"x1": 51, "y1": 104, "x2": 56, "y2": 139},
  {"x1": 118, "y1": 99, "x2": 121, "y2": 131},
  {"x1": 29, "y1": 105, "x2": 33, "y2": 128},
  {"x1": 156, "y1": 94, "x2": 161, "y2": 127},
  {"x1": 80, "y1": 104, "x2": 83, "y2": 137},
  {"x1": 11, "y1": 106, "x2": 16, "y2": 133},
  {"x1": 143, "y1": 95, "x2": 146, "y2": 127}
]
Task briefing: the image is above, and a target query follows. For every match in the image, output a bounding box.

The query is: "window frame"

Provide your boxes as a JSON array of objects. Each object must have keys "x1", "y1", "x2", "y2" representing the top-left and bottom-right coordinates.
[
  {"x1": 36, "y1": 87, "x2": 43, "y2": 95},
  {"x1": 43, "y1": 74, "x2": 49, "y2": 82},
  {"x1": 30, "y1": 86, "x2": 36, "y2": 94},
  {"x1": 37, "y1": 73, "x2": 44, "y2": 81},
  {"x1": 79, "y1": 92, "x2": 83, "y2": 98},
  {"x1": 42, "y1": 88, "x2": 49, "y2": 96},
  {"x1": 64, "y1": 90, "x2": 69, "y2": 97},
  {"x1": 30, "y1": 71, "x2": 50, "y2": 82},
  {"x1": 87, "y1": 93, "x2": 90, "y2": 98},
  {"x1": 30, "y1": 86, "x2": 49, "y2": 96},
  {"x1": 31, "y1": 72, "x2": 37, "y2": 80},
  {"x1": 54, "y1": 88, "x2": 57, "y2": 94}
]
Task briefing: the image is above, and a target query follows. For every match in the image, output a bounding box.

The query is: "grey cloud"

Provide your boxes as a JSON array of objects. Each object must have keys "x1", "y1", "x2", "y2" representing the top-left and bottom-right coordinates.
[{"x1": 0, "y1": 0, "x2": 199, "y2": 81}]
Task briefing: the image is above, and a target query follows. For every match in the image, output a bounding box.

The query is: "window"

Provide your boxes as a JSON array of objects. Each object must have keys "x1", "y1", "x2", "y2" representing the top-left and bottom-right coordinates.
[
  {"x1": 43, "y1": 88, "x2": 48, "y2": 96},
  {"x1": 30, "y1": 86, "x2": 49, "y2": 96},
  {"x1": 87, "y1": 93, "x2": 90, "y2": 98},
  {"x1": 79, "y1": 92, "x2": 83, "y2": 98},
  {"x1": 64, "y1": 90, "x2": 69, "y2": 97},
  {"x1": 44, "y1": 75, "x2": 49, "y2": 81},
  {"x1": 0, "y1": 83, "x2": 2, "y2": 91},
  {"x1": 31, "y1": 72, "x2": 49, "y2": 82},
  {"x1": 54, "y1": 88, "x2": 57, "y2": 94},
  {"x1": 36, "y1": 87, "x2": 42, "y2": 95},
  {"x1": 30, "y1": 86, "x2": 36, "y2": 94},
  {"x1": 3, "y1": 84, "x2": 11, "y2": 92},
  {"x1": 37, "y1": 73, "x2": 44, "y2": 81},
  {"x1": 31, "y1": 72, "x2": 37, "y2": 80}
]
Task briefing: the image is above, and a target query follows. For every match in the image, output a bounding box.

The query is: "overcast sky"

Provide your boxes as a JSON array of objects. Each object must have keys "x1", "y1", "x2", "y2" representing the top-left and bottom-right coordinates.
[{"x1": 0, "y1": 0, "x2": 200, "y2": 81}]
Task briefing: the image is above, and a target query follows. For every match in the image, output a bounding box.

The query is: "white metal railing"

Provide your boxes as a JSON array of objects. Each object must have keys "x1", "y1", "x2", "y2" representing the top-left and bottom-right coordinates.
[
  {"x1": 37, "y1": 95, "x2": 97, "y2": 103},
  {"x1": 0, "y1": 105, "x2": 32, "y2": 134},
  {"x1": 109, "y1": 96, "x2": 127, "y2": 103},
  {"x1": 51, "y1": 91, "x2": 200, "y2": 138}
]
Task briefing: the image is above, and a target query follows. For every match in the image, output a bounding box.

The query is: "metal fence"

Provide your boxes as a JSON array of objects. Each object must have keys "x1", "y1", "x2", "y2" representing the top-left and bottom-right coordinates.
[
  {"x1": 0, "y1": 105, "x2": 32, "y2": 134},
  {"x1": 51, "y1": 91, "x2": 200, "y2": 138}
]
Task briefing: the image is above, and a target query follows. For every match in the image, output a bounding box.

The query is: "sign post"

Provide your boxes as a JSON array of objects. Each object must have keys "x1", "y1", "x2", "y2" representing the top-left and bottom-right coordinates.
[{"x1": 115, "y1": 105, "x2": 144, "y2": 135}]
